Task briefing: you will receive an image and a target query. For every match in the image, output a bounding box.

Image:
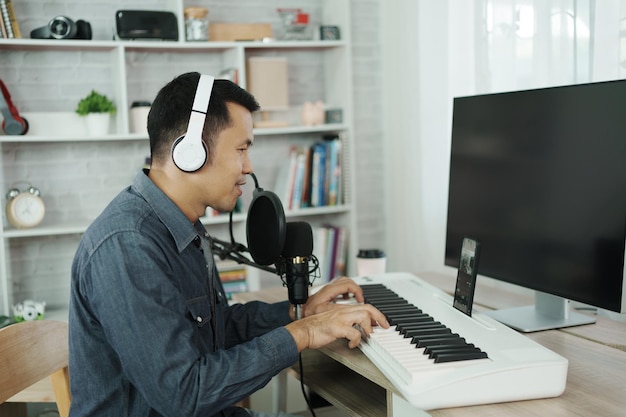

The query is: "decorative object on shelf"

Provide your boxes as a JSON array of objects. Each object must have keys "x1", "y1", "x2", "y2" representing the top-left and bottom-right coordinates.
[
  {"x1": 75, "y1": 90, "x2": 116, "y2": 136},
  {"x1": 5, "y1": 182, "x2": 45, "y2": 229},
  {"x1": 320, "y1": 25, "x2": 340, "y2": 41},
  {"x1": 129, "y1": 101, "x2": 151, "y2": 135},
  {"x1": 115, "y1": 10, "x2": 178, "y2": 41},
  {"x1": 30, "y1": 15, "x2": 92, "y2": 40},
  {"x1": 12, "y1": 299, "x2": 46, "y2": 322},
  {"x1": 209, "y1": 22, "x2": 272, "y2": 41},
  {"x1": 277, "y1": 8, "x2": 312, "y2": 40},
  {"x1": 301, "y1": 101, "x2": 325, "y2": 126},
  {"x1": 184, "y1": 6, "x2": 209, "y2": 41},
  {"x1": 0, "y1": 79, "x2": 29, "y2": 135},
  {"x1": 247, "y1": 57, "x2": 289, "y2": 128},
  {"x1": 325, "y1": 108, "x2": 343, "y2": 124}
]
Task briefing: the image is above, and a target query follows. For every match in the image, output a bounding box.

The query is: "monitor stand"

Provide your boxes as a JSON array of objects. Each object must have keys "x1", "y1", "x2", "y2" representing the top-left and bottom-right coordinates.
[{"x1": 485, "y1": 291, "x2": 596, "y2": 332}]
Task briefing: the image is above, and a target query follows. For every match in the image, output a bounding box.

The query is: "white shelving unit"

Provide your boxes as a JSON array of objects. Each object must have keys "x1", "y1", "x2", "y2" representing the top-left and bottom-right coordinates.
[{"x1": 0, "y1": 0, "x2": 356, "y2": 317}]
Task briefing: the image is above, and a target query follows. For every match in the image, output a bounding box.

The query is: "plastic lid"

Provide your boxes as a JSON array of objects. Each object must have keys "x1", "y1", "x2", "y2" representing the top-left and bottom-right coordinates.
[
  {"x1": 184, "y1": 7, "x2": 209, "y2": 19},
  {"x1": 131, "y1": 101, "x2": 151, "y2": 108},
  {"x1": 357, "y1": 249, "x2": 385, "y2": 259}
]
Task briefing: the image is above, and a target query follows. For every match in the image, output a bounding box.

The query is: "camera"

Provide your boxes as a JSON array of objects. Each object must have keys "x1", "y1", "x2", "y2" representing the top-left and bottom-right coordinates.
[{"x1": 30, "y1": 16, "x2": 92, "y2": 40}]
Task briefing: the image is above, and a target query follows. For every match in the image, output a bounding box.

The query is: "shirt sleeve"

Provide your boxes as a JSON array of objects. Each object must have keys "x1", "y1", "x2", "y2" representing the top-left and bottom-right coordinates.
[
  {"x1": 79, "y1": 231, "x2": 299, "y2": 417},
  {"x1": 222, "y1": 300, "x2": 293, "y2": 348}
]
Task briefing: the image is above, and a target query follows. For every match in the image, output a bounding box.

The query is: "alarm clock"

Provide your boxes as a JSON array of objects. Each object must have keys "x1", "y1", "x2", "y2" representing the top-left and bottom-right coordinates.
[{"x1": 5, "y1": 183, "x2": 45, "y2": 229}]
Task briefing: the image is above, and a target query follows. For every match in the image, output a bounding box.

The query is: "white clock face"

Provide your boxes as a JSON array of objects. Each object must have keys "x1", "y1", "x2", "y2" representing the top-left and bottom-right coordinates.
[{"x1": 6, "y1": 192, "x2": 45, "y2": 228}]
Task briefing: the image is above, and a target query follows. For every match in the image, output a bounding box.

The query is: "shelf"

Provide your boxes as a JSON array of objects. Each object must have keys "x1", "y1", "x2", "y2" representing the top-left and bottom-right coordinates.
[
  {"x1": 0, "y1": 0, "x2": 356, "y2": 316},
  {"x1": 0, "y1": 126, "x2": 348, "y2": 143},
  {"x1": 0, "y1": 134, "x2": 148, "y2": 143},
  {"x1": 0, "y1": 38, "x2": 345, "y2": 52},
  {"x1": 253, "y1": 123, "x2": 347, "y2": 136}
]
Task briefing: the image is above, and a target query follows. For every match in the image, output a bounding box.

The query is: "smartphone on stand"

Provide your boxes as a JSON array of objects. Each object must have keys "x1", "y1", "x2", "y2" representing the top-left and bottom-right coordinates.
[{"x1": 453, "y1": 237, "x2": 481, "y2": 316}]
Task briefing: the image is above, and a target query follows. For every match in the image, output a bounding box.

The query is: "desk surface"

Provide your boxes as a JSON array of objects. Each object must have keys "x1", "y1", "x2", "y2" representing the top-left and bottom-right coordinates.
[
  {"x1": 235, "y1": 272, "x2": 626, "y2": 417},
  {"x1": 11, "y1": 272, "x2": 626, "y2": 417}
]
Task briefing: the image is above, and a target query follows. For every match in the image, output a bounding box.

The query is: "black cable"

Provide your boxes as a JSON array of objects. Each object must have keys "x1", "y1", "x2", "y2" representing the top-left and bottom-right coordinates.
[{"x1": 298, "y1": 353, "x2": 317, "y2": 417}]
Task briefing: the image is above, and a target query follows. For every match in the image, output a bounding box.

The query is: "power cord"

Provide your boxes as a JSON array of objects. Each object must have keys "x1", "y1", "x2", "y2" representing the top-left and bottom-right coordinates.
[{"x1": 298, "y1": 353, "x2": 317, "y2": 417}]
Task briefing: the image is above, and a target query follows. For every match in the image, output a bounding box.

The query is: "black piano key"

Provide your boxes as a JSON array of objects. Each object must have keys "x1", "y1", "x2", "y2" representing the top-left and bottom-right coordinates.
[
  {"x1": 393, "y1": 316, "x2": 437, "y2": 328},
  {"x1": 422, "y1": 337, "x2": 469, "y2": 352},
  {"x1": 368, "y1": 299, "x2": 410, "y2": 307},
  {"x1": 381, "y1": 306, "x2": 423, "y2": 315},
  {"x1": 378, "y1": 308, "x2": 424, "y2": 317},
  {"x1": 426, "y1": 344, "x2": 476, "y2": 356},
  {"x1": 387, "y1": 313, "x2": 431, "y2": 325},
  {"x1": 433, "y1": 349, "x2": 489, "y2": 363},
  {"x1": 414, "y1": 333, "x2": 462, "y2": 348},
  {"x1": 406, "y1": 328, "x2": 453, "y2": 341},
  {"x1": 400, "y1": 321, "x2": 445, "y2": 332},
  {"x1": 396, "y1": 319, "x2": 439, "y2": 331}
]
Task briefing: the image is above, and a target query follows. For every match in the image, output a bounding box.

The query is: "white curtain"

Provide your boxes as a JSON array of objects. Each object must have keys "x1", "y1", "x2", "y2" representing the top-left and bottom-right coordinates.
[{"x1": 382, "y1": 0, "x2": 626, "y2": 275}]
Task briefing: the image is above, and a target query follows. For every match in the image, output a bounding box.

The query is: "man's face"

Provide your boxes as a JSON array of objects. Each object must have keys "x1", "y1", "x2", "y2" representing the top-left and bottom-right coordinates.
[{"x1": 195, "y1": 102, "x2": 254, "y2": 213}]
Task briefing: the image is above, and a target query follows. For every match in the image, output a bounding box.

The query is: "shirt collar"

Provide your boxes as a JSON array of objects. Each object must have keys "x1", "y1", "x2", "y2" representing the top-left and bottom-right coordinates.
[{"x1": 132, "y1": 169, "x2": 204, "y2": 253}]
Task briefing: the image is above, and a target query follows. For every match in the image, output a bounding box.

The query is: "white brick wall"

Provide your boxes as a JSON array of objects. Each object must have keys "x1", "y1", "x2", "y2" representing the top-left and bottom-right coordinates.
[{"x1": 1, "y1": 0, "x2": 385, "y2": 309}]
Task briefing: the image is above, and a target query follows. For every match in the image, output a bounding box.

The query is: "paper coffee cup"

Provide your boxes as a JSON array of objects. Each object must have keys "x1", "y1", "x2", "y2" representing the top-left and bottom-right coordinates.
[{"x1": 357, "y1": 249, "x2": 386, "y2": 276}]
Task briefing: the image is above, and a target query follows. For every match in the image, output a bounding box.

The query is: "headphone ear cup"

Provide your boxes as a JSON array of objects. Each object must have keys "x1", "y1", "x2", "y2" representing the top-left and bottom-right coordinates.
[
  {"x1": 75, "y1": 20, "x2": 92, "y2": 40},
  {"x1": 1, "y1": 114, "x2": 28, "y2": 135},
  {"x1": 171, "y1": 135, "x2": 208, "y2": 172}
]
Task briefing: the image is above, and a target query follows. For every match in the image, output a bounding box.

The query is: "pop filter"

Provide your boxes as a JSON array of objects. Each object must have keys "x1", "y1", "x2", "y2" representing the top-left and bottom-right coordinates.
[{"x1": 246, "y1": 187, "x2": 286, "y2": 265}]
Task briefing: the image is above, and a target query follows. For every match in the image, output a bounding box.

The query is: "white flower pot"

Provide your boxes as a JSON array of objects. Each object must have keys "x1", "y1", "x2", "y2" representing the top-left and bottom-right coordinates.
[{"x1": 84, "y1": 113, "x2": 111, "y2": 136}]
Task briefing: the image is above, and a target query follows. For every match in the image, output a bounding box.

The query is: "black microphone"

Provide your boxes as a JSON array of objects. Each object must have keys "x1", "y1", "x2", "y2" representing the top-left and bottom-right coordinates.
[{"x1": 281, "y1": 221, "x2": 314, "y2": 319}]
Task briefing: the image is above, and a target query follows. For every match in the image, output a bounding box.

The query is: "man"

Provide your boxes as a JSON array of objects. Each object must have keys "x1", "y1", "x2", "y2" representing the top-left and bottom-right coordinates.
[{"x1": 68, "y1": 72, "x2": 388, "y2": 417}]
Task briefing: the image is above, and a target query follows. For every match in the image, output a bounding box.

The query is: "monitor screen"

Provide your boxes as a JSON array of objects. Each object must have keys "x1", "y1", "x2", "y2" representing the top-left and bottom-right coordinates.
[{"x1": 445, "y1": 79, "x2": 626, "y2": 331}]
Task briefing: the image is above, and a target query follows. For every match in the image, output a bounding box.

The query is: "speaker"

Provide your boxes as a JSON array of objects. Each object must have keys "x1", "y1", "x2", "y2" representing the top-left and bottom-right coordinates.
[
  {"x1": 30, "y1": 16, "x2": 92, "y2": 40},
  {"x1": 115, "y1": 10, "x2": 178, "y2": 41},
  {"x1": 0, "y1": 80, "x2": 28, "y2": 135},
  {"x1": 171, "y1": 74, "x2": 214, "y2": 172}
]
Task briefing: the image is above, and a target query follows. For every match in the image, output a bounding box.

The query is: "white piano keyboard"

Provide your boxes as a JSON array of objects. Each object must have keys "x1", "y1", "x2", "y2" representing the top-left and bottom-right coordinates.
[{"x1": 351, "y1": 272, "x2": 568, "y2": 410}]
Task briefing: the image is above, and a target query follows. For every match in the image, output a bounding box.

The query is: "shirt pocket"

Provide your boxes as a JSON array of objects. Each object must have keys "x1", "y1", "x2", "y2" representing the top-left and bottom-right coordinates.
[{"x1": 186, "y1": 295, "x2": 212, "y2": 327}]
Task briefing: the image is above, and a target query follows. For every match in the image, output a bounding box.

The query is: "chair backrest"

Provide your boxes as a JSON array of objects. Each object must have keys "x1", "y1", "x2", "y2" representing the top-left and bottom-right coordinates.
[{"x1": 0, "y1": 320, "x2": 71, "y2": 417}]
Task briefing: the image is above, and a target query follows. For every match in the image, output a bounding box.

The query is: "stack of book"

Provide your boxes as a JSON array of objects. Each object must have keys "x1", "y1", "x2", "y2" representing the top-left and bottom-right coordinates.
[
  {"x1": 314, "y1": 224, "x2": 348, "y2": 284},
  {"x1": 0, "y1": 0, "x2": 21, "y2": 39},
  {"x1": 216, "y1": 259, "x2": 248, "y2": 301},
  {"x1": 274, "y1": 134, "x2": 343, "y2": 211}
]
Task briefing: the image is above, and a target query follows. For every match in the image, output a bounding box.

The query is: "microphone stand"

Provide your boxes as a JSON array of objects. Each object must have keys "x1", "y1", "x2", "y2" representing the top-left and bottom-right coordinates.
[{"x1": 209, "y1": 172, "x2": 320, "y2": 308}]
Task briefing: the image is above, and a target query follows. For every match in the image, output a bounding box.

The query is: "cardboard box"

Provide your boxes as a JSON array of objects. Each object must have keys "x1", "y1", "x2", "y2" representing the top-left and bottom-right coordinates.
[{"x1": 209, "y1": 23, "x2": 273, "y2": 41}]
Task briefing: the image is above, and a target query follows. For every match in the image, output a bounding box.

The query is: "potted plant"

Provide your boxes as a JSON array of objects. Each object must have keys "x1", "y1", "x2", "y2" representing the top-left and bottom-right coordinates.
[{"x1": 75, "y1": 90, "x2": 117, "y2": 135}]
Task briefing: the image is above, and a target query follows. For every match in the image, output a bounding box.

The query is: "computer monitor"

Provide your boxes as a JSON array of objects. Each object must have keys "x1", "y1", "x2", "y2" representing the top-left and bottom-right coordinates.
[{"x1": 444, "y1": 79, "x2": 626, "y2": 332}]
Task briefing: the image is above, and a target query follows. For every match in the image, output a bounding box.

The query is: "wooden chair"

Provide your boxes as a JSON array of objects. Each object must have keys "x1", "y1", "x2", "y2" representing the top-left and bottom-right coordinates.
[{"x1": 0, "y1": 320, "x2": 71, "y2": 417}]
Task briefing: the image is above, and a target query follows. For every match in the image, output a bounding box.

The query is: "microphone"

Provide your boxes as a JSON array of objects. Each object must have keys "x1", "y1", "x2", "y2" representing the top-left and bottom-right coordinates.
[
  {"x1": 211, "y1": 174, "x2": 319, "y2": 316},
  {"x1": 281, "y1": 221, "x2": 314, "y2": 319}
]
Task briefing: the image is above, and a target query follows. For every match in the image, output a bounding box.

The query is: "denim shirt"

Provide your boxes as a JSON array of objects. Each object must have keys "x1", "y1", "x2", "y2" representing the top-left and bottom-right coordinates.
[{"x1": 69, "y1": 170, "x2": 298, "y2": 417}]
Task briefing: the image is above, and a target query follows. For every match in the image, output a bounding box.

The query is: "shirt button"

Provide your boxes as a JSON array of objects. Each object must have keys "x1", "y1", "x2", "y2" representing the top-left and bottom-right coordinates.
[{"x1": 196, "y1": 316, "x2": 203, "y2": 323}]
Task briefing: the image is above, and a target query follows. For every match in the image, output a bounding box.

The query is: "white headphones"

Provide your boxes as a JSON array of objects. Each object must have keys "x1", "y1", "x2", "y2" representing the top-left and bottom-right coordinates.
[{"x1": 171, "y1": 74, "x2": 215, "y2": 172}]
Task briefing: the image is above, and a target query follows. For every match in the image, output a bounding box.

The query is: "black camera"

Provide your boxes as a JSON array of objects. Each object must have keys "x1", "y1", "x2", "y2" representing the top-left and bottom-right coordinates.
[{"x1": 30, "y1": 16, "x2": 92, "y2": 40}]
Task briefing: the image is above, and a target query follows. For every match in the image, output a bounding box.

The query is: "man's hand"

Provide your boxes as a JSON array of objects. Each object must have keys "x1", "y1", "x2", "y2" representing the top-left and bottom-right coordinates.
[
  {"x1": 298, "y1": 277, "x2": 365, "y2": 318},
  {"x1": 285, "y1": 303, "x2": 389, "y2": 351}
]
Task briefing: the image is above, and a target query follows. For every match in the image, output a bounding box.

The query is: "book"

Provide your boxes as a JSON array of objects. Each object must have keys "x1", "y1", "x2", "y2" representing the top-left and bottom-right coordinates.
[
  {"x1": 291, "y1": 149, "x2": 306, "y2": 210},
  {"x1": 0, "y1": 8, "x2": 7, "y2": 38},
  {"x1": 0, "y1": 0, "x2": 20, "y2": 38},
  {"x1": 310, "y1": 142, "x2": 326, "y2": 207},
  {"x1": 0, "y1": 0, "x2": 14, "y2": 38}
]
